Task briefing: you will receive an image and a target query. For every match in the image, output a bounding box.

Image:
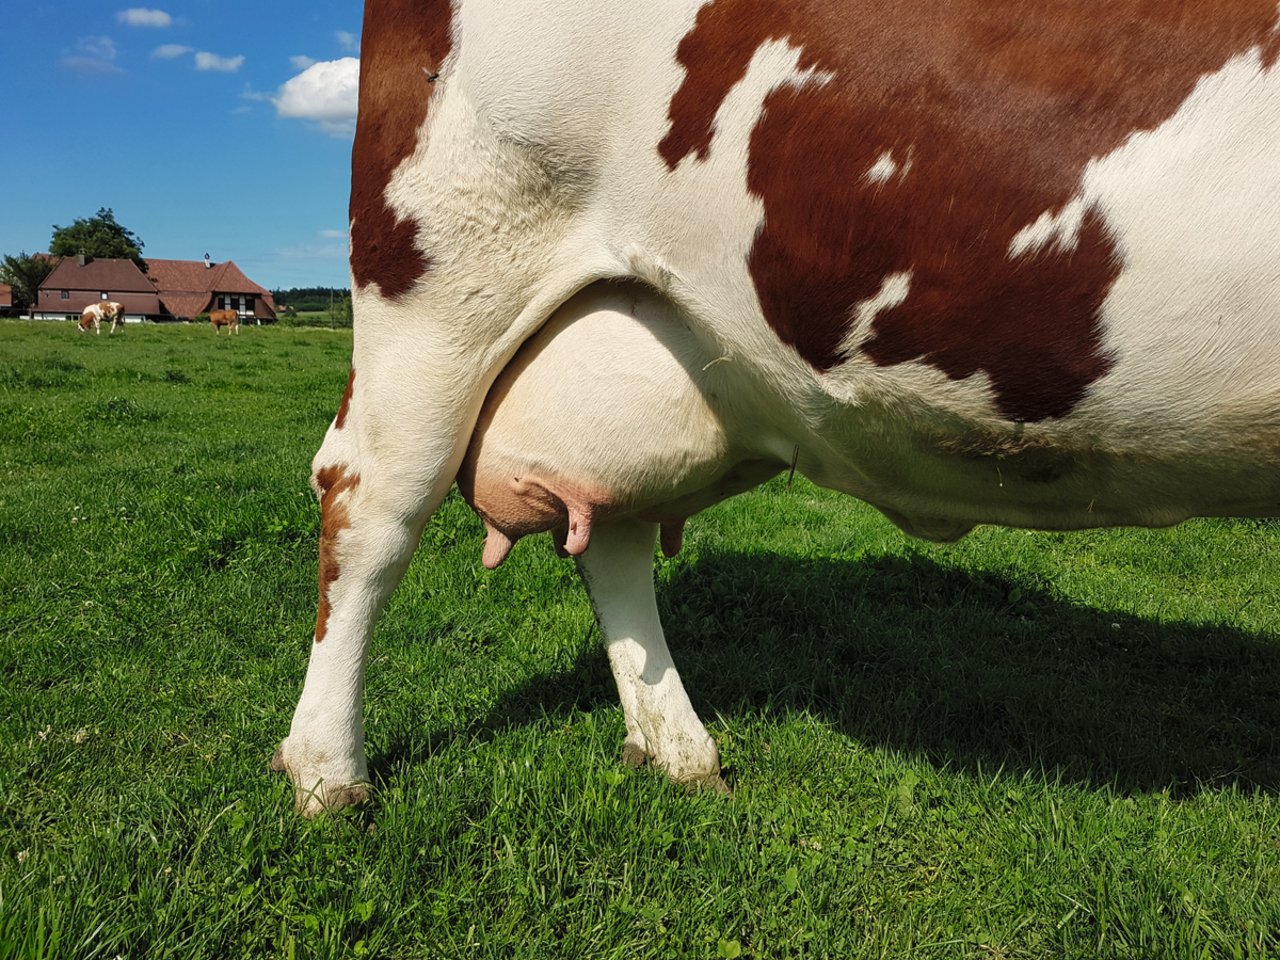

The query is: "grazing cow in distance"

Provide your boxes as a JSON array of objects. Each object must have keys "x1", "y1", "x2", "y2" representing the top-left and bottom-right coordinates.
[
  {"x1": 209, "y1": 308, "x2": 239, "y2": 335},
  {"x1": 78, "y1": 301, "x2": 126, "y2": 335},
  {"x1": 273, "y1": 0, "x2": 1280, "y2": 816}
]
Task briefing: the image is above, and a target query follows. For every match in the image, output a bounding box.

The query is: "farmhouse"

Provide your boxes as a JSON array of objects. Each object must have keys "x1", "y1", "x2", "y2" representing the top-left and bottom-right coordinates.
[
  {"x1": 32, "y1": 255, "x2": 276, "y2": 323},
  {"x1": 33, "y1": 255, "x2": 161, "y2": 323},
  {"x1": 145, "y1": 257, "x2": 277, "y2": 323},
  {"x1": 0, "y1": 283, "x2": 12, "y2": 317}
]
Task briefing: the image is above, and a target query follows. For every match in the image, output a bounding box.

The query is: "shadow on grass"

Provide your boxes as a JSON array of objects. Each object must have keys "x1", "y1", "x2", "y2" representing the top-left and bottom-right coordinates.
[{"x1": 374, "y1": 551, "x2": 1280, "y2": 797}]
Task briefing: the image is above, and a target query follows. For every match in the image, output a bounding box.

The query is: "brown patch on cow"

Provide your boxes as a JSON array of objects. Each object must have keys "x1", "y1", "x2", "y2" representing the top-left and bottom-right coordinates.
[
  {"x1": 335, "y1": 367, "x2": 356, "y2": 429},
  {"x1": 661, "y1": 2, "x2": 1280, "y2": 421},
  {"x1": 349, "y1": 0, "x2": 454, "y2": 300},
  {"x1": 313, "y1": 464, "x2": 361, "y2": 643}
]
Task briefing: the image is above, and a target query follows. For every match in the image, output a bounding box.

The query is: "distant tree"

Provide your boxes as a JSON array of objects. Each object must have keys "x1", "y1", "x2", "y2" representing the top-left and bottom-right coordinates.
[
  {"x1": 50, "y1": 207, "x2": 147, "y2": 272},
  {"x1": 0, "y1": 252, "x2": 57, "y2": 318},
  {"x1": 272, "y1": 286, "x2": 353, "y2": 312}
]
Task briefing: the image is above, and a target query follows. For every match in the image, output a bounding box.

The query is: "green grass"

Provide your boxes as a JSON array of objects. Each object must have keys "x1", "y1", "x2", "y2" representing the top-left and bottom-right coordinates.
[
  {"x1": 277, "y1": 310, "x2": 351, "y2": 330},
  {"x1": 1, "y1": 318, "x2": 1278, "y2": 958}
]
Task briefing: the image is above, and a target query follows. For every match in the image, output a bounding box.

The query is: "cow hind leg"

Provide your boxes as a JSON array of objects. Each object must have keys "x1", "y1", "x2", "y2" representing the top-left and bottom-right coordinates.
[{"x1": 577, "y1": 519, "x2": 725, "y2": 792}]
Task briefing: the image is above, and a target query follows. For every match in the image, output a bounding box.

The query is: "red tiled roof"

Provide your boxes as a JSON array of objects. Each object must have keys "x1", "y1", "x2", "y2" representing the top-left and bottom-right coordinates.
[
  {"x1": 42, "y1": 257, "x2": 154, "y2": 293},
  {"x1": 210, "y1": 260, "x2": 269, "y2": 296},
  {"x1": 145, "y1": 258, "x2": 216, "y2": 295},
  {"x1": 146, "y1": 258, "x2": 270, "y2": 295},
  {"x1": 158, "y1": 292, "x2": 213, "y2": 318},
  {"x1": 145, "y1": 258, "x2": 274, "y2": 318}
]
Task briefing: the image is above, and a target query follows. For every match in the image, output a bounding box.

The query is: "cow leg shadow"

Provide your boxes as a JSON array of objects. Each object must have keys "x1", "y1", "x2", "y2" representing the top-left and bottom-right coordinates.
[{"x1": 370, "y1": 550, "x2": 1280, "y2": 797}]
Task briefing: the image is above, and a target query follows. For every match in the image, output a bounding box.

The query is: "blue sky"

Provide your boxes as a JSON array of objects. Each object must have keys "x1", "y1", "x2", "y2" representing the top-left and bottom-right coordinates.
[{"x1": 3, "y1": 2, "x2": 365, "y2": 289}]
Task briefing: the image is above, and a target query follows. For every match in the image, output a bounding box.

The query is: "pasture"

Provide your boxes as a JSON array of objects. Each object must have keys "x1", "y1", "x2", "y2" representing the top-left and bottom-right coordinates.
[{"x1": 1, "y1": 319, "x2": 1278, "y2": 958}]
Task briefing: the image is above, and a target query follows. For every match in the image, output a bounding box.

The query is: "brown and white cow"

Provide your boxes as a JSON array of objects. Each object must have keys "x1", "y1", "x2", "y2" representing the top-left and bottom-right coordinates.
[
  {"x1": 210, "y1": 308, "x2": 239, "y2": 335},
  {"x1": 273, "y1": 0, "x2": 1280, "y2": 815},
  {"x1": 78, "y1": 301, "x2": 126, "y2": 335}
]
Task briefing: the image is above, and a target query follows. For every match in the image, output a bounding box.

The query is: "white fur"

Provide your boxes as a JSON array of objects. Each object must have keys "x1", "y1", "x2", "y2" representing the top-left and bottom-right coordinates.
[
  {"x1": 866, "y1": 151, "x2": 898, "y2": 183},
  {"x1": 1079, "y1": 48, "x2": 1280, "y2": 453},
  {"x1": 578, "y1": 520, "x2": 721, "y2": 783},
  {"x1": 839, "y1": 271, "x2": 913, "y2": 356},
  {"x1": 865, "y1": 148, "x2": 912, "y2": 184},
  {"x1": 1008, "y1": 198, "x2": 1087, "y2": 257}
]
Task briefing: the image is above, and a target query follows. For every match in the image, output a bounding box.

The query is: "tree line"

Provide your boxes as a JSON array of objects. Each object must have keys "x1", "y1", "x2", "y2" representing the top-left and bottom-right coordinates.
[
  {"x1": 270, "y1": 288, "x2": 354, "y2": 328},
  {"x1": 271, "y1": 287, "x2": 354, "y2": 312}
]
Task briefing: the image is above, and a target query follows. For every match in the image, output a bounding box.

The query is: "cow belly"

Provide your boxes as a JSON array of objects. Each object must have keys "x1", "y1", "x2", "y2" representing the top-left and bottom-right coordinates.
[
  {"x1": 805, "y1": 404, "x2": 1280, "y2": 542},
  {"x1": 457, "y1": 284, "x2": 781, "y2": 567}
]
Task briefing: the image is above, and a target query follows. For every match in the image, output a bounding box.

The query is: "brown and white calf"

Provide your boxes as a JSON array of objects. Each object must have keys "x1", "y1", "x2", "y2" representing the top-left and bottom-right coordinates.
[
  {"x1": 78, "y1": 301, "x2": 126, "y2": 335},
  {"x1": 210, "y1": 308, "x2": 239, "y2": 335},
  {"x1": 274, "y1": 0, "x2": 1280, "y2": 815}
]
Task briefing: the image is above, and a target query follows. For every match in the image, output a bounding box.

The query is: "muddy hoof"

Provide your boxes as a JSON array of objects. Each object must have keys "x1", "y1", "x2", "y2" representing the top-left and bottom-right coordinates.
[
  {"x1": 273, "y1": 740, "x2": 372, "y2": 817},
  {"x1": 621, "y1": 741, "x2": 649, "y2": 769},
  {"x1": 700, "y1": 773, "x2": 732, "y2": 796},
  {"x1": 685, "y1": 772, "x2": 731, "y2": 796},
  {"x1": 293, "y1": 780, "x2": 372, "y2": 819}
]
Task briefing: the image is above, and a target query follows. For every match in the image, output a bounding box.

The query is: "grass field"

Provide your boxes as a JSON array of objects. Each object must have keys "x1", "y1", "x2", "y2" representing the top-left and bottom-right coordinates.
[{"x1": 1, "y1": 319, "x2": 1278, "y2": 959}]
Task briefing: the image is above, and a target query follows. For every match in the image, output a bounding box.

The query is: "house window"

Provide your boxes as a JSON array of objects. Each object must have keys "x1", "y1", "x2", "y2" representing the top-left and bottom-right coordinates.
[
  {"x1": 217, "y1": 295, "x2": 226, "y2": 310},
  {"x1": 60, "y1": 290, "x2": 70, "y2": 300},
  {"x1": 100, "y1": 292, "x2": 109, "y2": 300}
]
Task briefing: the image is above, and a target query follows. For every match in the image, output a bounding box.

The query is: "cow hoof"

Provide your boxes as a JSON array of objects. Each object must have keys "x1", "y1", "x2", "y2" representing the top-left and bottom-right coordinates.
[
  {"x1": 690, "y1": 772, "x2": 732, "y2": 796},
  {"x1": 671, "y1": 763, "x2": 731, "y2": 796},
  {"x1": 293, "y1": 780, "x2": 372, "y2": 819},
  {"x1": 647, "y1": 731, "x2": 725, "y2": 791},
  {"x1": 271, "y1": 740, "x2": 371, "y2": 818},
  {"x1": 621, "y1": 740, "x2": 649, "y2": 769}
]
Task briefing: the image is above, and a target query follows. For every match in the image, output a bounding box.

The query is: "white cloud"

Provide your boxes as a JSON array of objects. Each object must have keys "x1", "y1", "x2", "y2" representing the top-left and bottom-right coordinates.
[
  {"x1": 62, "y1": 57, "x2": 124, "y2": 74},
  {"x1": 152, "y1": 43, "x2": 192, "y2": 59},
  {"x1": 336, "y1": 31, "x2": 358, "y2": 52},
  {"x1": 62, "y1": 36, "x2": 122, "y2": 74},
  {"x1": 318, "y1": 229, "x2": 348, "y2": 239},
  {"x1": 117, "y1": 8, "x2": 172, "y2": 27},
  {"x1": 290, "y1": 54, "x2": 316, "y2": 70},
  {"x1": 274, "y1": 57, "x2": 359, "y2": 137},
  {"x1": 195, "y1": 51, "x2": 245, "y2": 72},
  {"x1": 79, "y1": 36, "x2": 118, "y2": 60}
]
